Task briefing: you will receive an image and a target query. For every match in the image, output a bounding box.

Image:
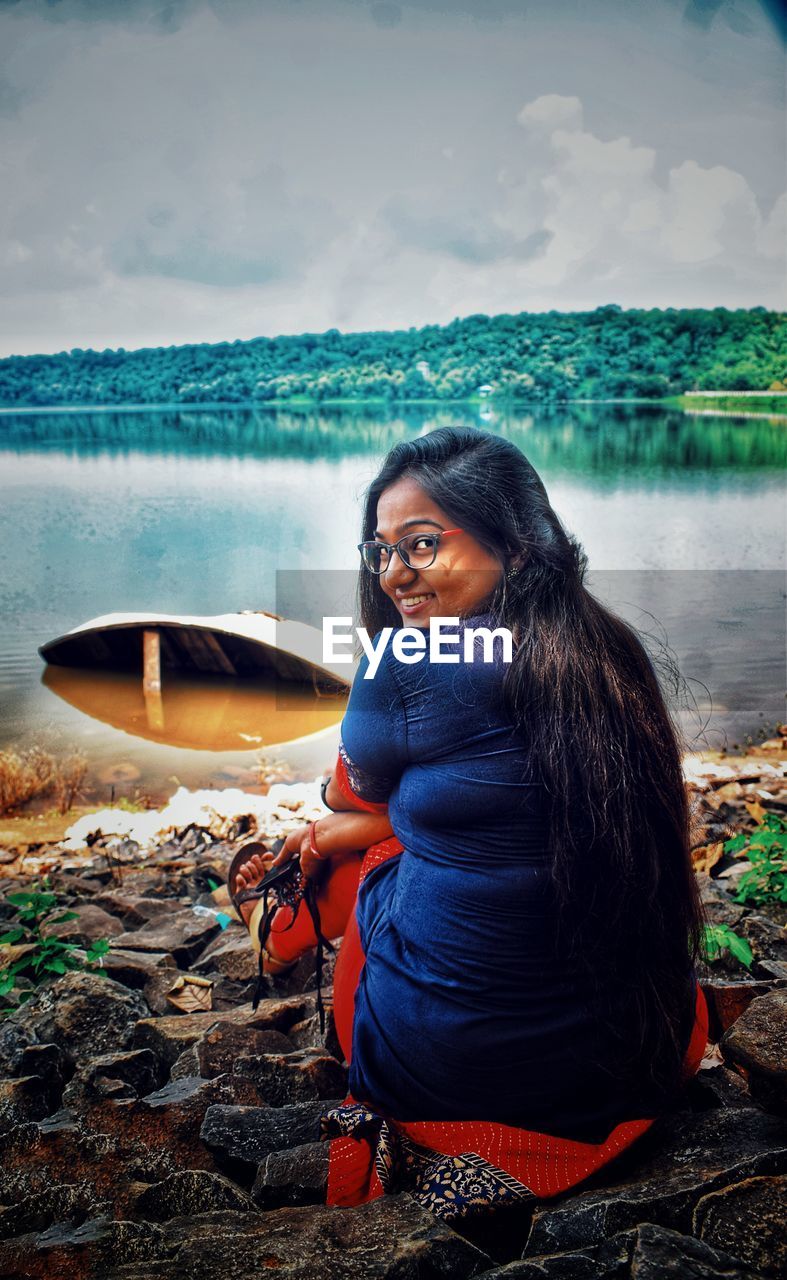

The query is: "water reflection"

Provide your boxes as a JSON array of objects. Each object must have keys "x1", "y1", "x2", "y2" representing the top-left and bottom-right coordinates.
[
  {"x1": 2, "y1": 403, "x2": 784, "y2": 478},
  {"x1": 42, "y1": 665, "x2": 347, "y2": 752}
]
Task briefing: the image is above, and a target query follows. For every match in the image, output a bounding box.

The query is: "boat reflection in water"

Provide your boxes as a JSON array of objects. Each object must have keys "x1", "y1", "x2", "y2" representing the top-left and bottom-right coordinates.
[{"x1": 42, "y1": 664, "x2": 347, "y2": 754}]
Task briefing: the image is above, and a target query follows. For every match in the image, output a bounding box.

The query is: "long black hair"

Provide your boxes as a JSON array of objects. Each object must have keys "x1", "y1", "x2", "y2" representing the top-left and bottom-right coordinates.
[{"x1": 358, "y1": 425, "x2": 702, "y2": 1104}]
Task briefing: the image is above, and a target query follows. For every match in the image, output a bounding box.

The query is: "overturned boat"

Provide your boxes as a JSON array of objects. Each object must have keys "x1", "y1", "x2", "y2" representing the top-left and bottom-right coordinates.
[{"x1": 39, "y1": 610, "x2": 353, "y2": 693}]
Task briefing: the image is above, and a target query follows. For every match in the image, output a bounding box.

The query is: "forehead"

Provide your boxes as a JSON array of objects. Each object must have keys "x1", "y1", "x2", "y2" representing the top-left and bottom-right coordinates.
[{"x1": 375, "y1": 476, "x2": 452, "y2": 534}]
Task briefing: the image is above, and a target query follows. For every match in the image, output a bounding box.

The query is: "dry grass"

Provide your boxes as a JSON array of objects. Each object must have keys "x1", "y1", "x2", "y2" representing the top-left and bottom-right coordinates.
[
  {"x1": 0, "y1": 746, "x2": 56, "y2": 815},
  {"x1": 0, "y1": 745, "x2": 90, "y2": 816},
  {"x1": 53, "y1": 752, "x2": 89, "y2": 815}
]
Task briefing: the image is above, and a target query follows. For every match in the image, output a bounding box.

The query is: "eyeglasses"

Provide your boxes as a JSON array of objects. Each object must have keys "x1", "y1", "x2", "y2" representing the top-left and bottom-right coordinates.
[{"x1": 358, "y1": 529, "x2": 463, "y2": 575}]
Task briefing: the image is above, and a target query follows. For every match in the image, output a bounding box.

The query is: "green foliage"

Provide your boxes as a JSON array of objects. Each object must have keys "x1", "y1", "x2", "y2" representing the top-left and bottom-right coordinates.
[
  {"x1": 701, "y1": 922, "x2": 753, "y2": 969},
  {"x1": 0, "y1": 880, "x2": 110, "y2": 1017},
  {"x1": 725, "y1": 812, "x2": 787, "y2": 906},
  {"x1": 0, "y1": 307, "x2": 784, "y2": 407}
]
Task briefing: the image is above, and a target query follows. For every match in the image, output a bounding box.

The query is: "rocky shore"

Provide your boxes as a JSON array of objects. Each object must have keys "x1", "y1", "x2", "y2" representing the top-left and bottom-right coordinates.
[{"x1": 0, "y1": 752, "x2": 785, "y2": 1279}]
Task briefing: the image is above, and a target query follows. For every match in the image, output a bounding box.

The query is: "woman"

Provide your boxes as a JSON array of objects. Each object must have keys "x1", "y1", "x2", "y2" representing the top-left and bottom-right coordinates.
[{"x1": 231, "y1": 426, "x2": 707, "y2": 1222}]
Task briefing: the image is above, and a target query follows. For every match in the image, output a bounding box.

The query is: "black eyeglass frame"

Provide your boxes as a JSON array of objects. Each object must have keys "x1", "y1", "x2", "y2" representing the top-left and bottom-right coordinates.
[{"x1": 357, "y1": 528, "x2": 463, "y2": 575}]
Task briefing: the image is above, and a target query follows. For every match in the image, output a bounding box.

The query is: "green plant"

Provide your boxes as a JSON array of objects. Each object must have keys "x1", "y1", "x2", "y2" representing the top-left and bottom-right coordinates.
[
  {"x1": 724, "y1": 812, "x2": 787, "y2": 906},
  {"x1": 701, "y1": 922, "x2": 753, "y2": 969},
  {"x1": 0, "y1": 883, "x2": 110, "y2": 1017}
]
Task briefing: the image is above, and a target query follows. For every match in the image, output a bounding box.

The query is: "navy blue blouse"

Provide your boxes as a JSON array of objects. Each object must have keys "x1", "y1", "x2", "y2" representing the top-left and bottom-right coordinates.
[{"x1": 339, "y1": 612, "x2": 683, "y2": 1142}]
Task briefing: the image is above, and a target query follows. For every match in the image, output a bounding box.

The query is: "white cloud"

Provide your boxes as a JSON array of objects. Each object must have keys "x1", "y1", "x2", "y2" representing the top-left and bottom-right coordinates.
[{"x1": 0, "y1": 5, "x2": 783, "y2": 355}]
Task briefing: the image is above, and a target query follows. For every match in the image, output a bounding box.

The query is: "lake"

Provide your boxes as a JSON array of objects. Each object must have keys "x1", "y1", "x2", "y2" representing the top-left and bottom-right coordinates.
[{"x1": 0, "y1": 402, "x2": 784, "y2": 806}]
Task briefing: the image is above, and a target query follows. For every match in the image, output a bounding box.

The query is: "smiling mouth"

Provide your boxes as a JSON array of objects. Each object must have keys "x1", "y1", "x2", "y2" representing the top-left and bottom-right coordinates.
[{"x1": 397, "y1": 592, "x2": 436, "y2": 609}]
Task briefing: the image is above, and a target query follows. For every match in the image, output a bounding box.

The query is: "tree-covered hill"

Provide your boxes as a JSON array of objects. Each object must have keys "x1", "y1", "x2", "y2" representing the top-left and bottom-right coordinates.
[{"x1": 0, "y1": 306, "x2": 784, "y2": 407}]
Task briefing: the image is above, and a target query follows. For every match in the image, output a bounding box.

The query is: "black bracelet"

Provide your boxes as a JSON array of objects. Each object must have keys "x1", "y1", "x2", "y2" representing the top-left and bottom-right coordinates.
[{"x1": 320, "y1": 774, "x2": 334, "y2": 809}]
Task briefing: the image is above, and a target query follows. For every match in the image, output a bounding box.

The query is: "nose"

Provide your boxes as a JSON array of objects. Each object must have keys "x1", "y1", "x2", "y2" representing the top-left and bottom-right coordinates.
[{"x1": 382, "y1": 546, "x2": 418, "y2": 588}]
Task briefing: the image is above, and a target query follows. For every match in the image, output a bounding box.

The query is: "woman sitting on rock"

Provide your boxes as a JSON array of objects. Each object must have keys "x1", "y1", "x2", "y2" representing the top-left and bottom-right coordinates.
[{"x1": 229, "y1": 425, "x2": 707, "y2": 1224}]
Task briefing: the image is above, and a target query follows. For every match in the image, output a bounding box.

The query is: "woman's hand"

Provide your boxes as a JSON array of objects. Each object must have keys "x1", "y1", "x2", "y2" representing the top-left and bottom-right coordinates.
[
  {"x1": 271, "y1": 809, "x2": 396, "y2": 880},
  {"x1": 272, "y1": 823, "x2": 325, "y2": 881}
]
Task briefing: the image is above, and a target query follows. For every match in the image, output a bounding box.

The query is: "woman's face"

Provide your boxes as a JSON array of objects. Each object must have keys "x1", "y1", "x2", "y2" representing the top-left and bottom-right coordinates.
[{"x1": 373, "y1": 475, "x2": 504, "y2": 625}]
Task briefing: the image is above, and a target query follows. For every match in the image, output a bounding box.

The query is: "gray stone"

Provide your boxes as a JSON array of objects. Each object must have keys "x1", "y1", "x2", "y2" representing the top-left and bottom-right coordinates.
[
  {"x1": 693, "y1": 1174, "x2": 787, "y2": 1277},
  {"x1": 252, "y1": 1140, "x2": 330, "y2": 1208},
  {"x1": 132, "y1": 999, "x2": 314, "y2": 1071},
  {"x1": 701, "y1": 979, "x2": 774, "y2": 1038},
  {"x1": 62, "y1": 1048, "x2": 164, "y2": 1109},
  {"x1": 101, "y1": 947, "x2": 178, "y2": 990},
  {"x1": 193, "y1": 930, "x2": 260, "y2": 982},
  {"x1": 169, "y1": 1020, "x2": 293, "y2": 1081},
  {"x1": 688, "y1": 1064, "x2": 753, "y2": 1111},
  {"x1": 42, "y1": 902, "x2": 125, "y2": 943},
  {"x1": 627, "y1": 1222, "x2": 761, "y2": 1279},
  {"x1": 201, "y1": 1099, "x2": 342, "y2": 1165},
  {"x1": 697, "y1": 875, "x2": 745, "y2": 929},
  {"x1": 0, "y1": 1216, "x2": 168, "y2": 1277},
  {"x1": 722, "y1": 990, "x2": 787, "y2": 1115},
  {"x1": 110, "y1": 913, "x2": 221, "y2": 967},
  {"x1": 0, "y1": 972, "x2": 150, "y2": 1066},
  {"x1": 93, "y1": 892, "x2": 176, "y2": 927},
  {"x1": 96, "y1": 1196, "x2": 491, "y2": 1279},
  {"x1": 233, "y1": 1048, "x2": 348, "y2": 1105},
  {"x1": 0, "y1": 1077, "x2": 54, "y2": 1134},
  {"x1": 740, "y1": 915, "x2": 787, "y2": 964},
  {"x1": 133, "y1": 1169, "x2": 258, "y2": 1221},
  {"x1": 524, "y1": 1108, "x2": 787, "y2": 1255},
  {"x1": 0, "y1": 1182, "x2": 112, "y2": 1242}
]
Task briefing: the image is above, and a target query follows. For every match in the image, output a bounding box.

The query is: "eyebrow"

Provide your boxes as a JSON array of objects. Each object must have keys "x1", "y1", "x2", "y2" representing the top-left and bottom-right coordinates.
[{"x1": 372, "y1": 518, "x2": 444, "y2": 538}]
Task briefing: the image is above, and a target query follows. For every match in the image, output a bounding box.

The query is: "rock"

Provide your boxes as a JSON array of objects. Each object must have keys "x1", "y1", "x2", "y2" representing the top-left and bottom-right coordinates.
[
  {"x1": 0, "y1": 1183, "x2": 112, "y2": 1242},
  {"x1": 0, "y1": 1117, "x2": 180, "y2": 1212},
  {"x1": 0, "y1": 1039, "x2": 66, "y2": 1087},
  {"x1": 169, "y1": 1022, "x2": 293, "y2": 1081},
  {"x1": 0, "y1": 972, "x2": 150, "y2": 1066},
  {"x1": 722, "y1": 990, "x2": 787, "y2": 1115},
  {"x1": 94, "y1": 893, "x2": 178, "y2": 927},
  {"x1": 133, "y1": 1013, "x2": 224, "y2": 1071},
  {"x1": 697, "y1": 875, "x2": 745, "y2": 928},
  {"x1": 61, "y1": 1049, "x2": 165, "y2": 1109},
  {"x1": 626, "y1": 1222, "x2": 761, "y2": 1280},
  {"x1": 233, "y1": 1048, "x2": 348, "y2": 1105},
  {"x1": 701, "y1": 979, "x2": 774, "y2": 1037},
  {"x1": 739, "y1": 916, "x2": 787, "y2": 965},
  {"x1": 0, "y1": 1078, "x2": 55, "y2": 1135},
  {"x1": 102, "y1": 948, "x2": 178, "y2": 990},
  {"x1": 524, "y1": 1108, "x2": 787, "y2": 1255},
  {"x1": 80, "y1": 1075, "x2": 264, "y2": 1173},
  {"x1": 756, "y1": 959, "x2": 787, "y2": 982},
  {"x1": 110, "y1": 912, "x2": 221, "y2": 967},
  {"x1": 201, "y1": 1099, "x2": 342, "y2": 1167},
  {"x1": 287, "y1": 1006, "x2": 344, "y2": 1060},
  {"x1": 0, "y1": 1216, "x2": 167, "y2": 1278},
  {"x1": 42, "y1": 902, "x2": 125, "y2": 943},
  {"x1": 688, "y1": 1064, "x2": 753, "y2": 1111},
  {"x1": 133, "y1": 1169, "x2": 258, "y2": 1221},
  {"x1": 693, "y1": 1174, "x2": 787, "y2": 1277},
  {"x1": 193, "y1": 931, "x2": 260, "y2": 982},
  {"x1": 252, "y1": 1141, "x2": 330, "y2": 1208},
  {"x1": 133, "y1": 999, "x2": 315, "y2": 1071},
  {"x1": 95, "y1": 1196, "x2": 491, "y2": 1279}
]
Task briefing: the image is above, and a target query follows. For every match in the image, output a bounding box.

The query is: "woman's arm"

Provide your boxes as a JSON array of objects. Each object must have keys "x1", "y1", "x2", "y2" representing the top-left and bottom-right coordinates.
[{"x1": 263, "y1": 807, "x2": 394, "y2": 968}]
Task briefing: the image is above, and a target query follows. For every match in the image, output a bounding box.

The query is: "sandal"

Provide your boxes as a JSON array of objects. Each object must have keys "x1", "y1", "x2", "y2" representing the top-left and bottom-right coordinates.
[{"x1": 226, "y1": 838, "x2": 335, "y2": 1029}]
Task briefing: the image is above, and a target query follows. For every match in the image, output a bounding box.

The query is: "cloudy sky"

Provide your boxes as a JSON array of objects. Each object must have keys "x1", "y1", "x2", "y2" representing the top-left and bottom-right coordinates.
[{"x1": 1, "y1": 0, "x2": 784, "y2": 356}]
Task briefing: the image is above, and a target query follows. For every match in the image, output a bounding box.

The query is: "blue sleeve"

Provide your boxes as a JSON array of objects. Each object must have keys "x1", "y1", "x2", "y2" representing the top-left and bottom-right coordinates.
[{"x1": 339, "y1": 646, "x2": 409, "y2": 804}]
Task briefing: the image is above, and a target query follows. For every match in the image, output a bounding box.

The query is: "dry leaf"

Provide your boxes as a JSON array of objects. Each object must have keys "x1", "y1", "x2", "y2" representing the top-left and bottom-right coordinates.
[
  {"x1": 700, "y1": 1041, "x2": 724, "y2": 1071},
  {"x1": 744, "y1": 799, "x2": 767, "y2": 823},
  {"x1": 691, "y1": 842, "x2": 724, "y2": 875},
  {"x1": 166, "y1": 975, "x2": 213, "y2": 1013},
  {"x1": 0, "y1": 942, "x2": 36, "y2": 966}
]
